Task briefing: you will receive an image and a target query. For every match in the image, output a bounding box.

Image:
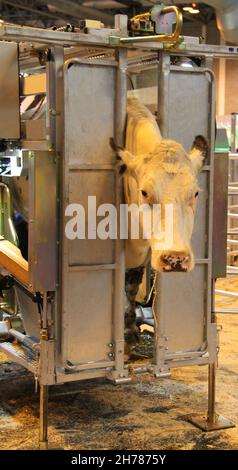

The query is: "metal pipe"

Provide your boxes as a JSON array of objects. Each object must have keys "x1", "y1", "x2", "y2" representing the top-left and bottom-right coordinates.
[
  {"x1": 215, "y1": 308, "x2": 238, "y2": 314},
  {"x1": 231, "y1": 113, "x2": 238, "y2": 155},
  {"x1": 9, "y1": 328, "x2": 40, "y2": 351},
  {"x1": 227, "y1": 265, "x2": 238, "y2": 271},
  {"x1": 215, "y1": 289, "x2": 238, "y2": 298},
  {"x1": 39, "y1": 384, "x2": 48, "y2": 450}
]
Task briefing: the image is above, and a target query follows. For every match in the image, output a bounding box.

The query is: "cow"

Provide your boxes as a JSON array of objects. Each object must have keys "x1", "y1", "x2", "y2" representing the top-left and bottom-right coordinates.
[{"x1": 112, "y1": 97, "x2": 208, "y2": 343}]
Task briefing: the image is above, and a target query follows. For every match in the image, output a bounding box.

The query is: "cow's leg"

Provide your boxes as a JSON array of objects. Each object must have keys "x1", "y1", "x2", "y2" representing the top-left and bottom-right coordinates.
[{"x1": 125, "y1": 267, "x2": 144, "y2": 344}]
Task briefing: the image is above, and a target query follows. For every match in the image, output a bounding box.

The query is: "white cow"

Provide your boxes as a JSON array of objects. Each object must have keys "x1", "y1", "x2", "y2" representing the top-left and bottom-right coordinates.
[{"x1": 113, "y1": 97, "x2": 207, "y2": 341}]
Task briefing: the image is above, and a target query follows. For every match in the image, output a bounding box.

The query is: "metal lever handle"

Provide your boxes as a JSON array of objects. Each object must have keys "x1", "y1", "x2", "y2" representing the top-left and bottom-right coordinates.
[{"x1": 110, "y1": 6, "x2": 183, "y2": 46}]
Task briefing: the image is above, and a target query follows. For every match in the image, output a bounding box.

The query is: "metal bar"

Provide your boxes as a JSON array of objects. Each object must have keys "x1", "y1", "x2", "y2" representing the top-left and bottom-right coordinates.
[
  {"x1": 215, "y1": 289, "x2": 238, "y2": 298},
  {"x1": 165, "y1": 349, "x2": 208, "y2": 360},
  {"x1": 39, "y1": 384, "x2": 48, "y2": 450},
  {"x1": 158, "y1": 52, "x2": 170, "y2": 138},
  {"x1": 214, "y1": 308, "x2": 238, "y2": 314},
  {"x1": 9, "y1": 329, "x2": 40, "y2": 351},
  {"x1": 68, "y1": 164, "x2": 114, "y2": 171},
  {"x1": 0, "y1": 23, "x2": 237, "y2": 57},
  {"x1": 64, "y1": 360, "x2": 115, "y2": 372},
  {"x1": 228, "y1": 212, "x2": 238, "y2": 218},
  {"x1": 111, "y1": 45, "x2": 128, "y2": 382},
  {"x1": 68, "y1": 264, "x2": 116, "y2": 271},
  {"x1": 56, "y1": 367, "x2": 111, "y2": 384},
  {"x1": 229, "y1": 152, "x2": 238, "y2": 159},
  {"x1": 227, "y1": 265, "x2": 238, "y2": 271},
  {"x1": 231, "y1": 113, "x2": 237, "y2": 153},
  {"x1": 208, "y1": 363, "x2": 216, "y2": 425},
  {"x1": 0, "y1": 23, "x2": 114, "y2": 46}
]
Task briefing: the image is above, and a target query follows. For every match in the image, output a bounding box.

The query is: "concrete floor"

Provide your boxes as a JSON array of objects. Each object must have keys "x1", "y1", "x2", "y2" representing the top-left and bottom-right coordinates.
[{"x1": 0, "y1": 277, "x2": 238, "y2": 450}]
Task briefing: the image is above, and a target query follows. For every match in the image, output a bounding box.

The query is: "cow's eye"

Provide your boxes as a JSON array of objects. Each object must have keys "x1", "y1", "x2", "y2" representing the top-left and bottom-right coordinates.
[
  {"x1": 195, "y1": 191, "x2": 199, "y2": 198},
  {"x1": 141, "y1": 190, "x2": 148, "y2": 197}
]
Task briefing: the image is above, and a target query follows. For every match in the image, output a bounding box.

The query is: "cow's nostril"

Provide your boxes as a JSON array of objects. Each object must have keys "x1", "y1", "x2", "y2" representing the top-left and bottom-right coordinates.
[{"x1": 161, "y1": 252, "x2": 190, "y2": 272}]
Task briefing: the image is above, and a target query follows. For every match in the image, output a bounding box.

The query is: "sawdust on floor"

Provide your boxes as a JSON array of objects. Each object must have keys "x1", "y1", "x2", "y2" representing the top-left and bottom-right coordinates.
[{"x1": 0, "y1": 276, "x2": 237, "y2": 450}]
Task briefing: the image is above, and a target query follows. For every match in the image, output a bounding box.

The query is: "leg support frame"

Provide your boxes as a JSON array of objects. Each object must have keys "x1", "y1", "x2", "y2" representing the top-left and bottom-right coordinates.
[{"x1": 187, "y1": 363, "x2": 235, "y2": 432}]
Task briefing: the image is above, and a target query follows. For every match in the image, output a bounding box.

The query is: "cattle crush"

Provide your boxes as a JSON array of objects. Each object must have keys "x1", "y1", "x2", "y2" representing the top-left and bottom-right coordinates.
[{"x1": 0, "y1": 6, "x2": 236, "y2": 448}]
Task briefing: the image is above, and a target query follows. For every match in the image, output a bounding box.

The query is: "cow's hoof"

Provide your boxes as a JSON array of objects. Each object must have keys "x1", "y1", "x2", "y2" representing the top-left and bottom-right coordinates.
[{"x1": 124, "y1": 328, "x2": 140, "y2": 345}]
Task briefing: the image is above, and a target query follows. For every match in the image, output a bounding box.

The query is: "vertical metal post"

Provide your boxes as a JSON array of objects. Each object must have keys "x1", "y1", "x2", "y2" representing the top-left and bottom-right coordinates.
[
  {"x1": 157, "y1": 51, "x2": 170, "y2": 138},
  {"x1": 110, "y1": 17, "x2": 130, "y2": 383},
  {"x1": 231, "y1": 113, "x2": 237, "y2": 153},
  {"x1": 39, "y1": 384, "x2": 48, "y2": 450},
  {"x1": 110, "y1": 45, "x2": 129, "y2": 383},
  {"x1": 207, "y1": 362, "x2": 216, "y2": 425},
  {"x1": 153, "y1": 275, "x2": 170, "y2": 377}
]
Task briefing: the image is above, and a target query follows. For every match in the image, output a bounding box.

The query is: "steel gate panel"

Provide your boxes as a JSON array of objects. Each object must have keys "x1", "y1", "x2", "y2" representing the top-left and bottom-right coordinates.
[
  {"x1": 61, "y1": 61, "x2": 118, "y2": 367},
  {"x1": 65, "y1": 270, "x2": 113, "y2": 363},
  {"x1": 68, "y1": 171, "x2": 115, "y2": 266},
  {"x1": 167, "y1": 70, "x2": 210, "y2": 152},
  {"x1": 65, "y1": 64, "x2": 116, "y2": 167},
  {"x1": 156, "y1": 60, "x2": 215, "y2": 362},
  {"x1": 158, "y1": 268, "x2": 206, "y2": 353}
]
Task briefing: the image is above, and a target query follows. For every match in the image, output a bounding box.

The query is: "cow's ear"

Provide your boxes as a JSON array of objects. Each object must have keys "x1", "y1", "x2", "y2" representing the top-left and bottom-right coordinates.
[
  {"x1": 188, "y1": 135, "x2": 208, "y2": 174},
  {"x1": 116, "y1": 149, "x2": 140, "y2": 180}
]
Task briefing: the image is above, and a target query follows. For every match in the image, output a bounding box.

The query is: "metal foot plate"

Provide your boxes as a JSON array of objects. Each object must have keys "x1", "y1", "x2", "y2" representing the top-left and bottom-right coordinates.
[{"x1": 187, "y1": 413, "x2": 235, "y2": 432}]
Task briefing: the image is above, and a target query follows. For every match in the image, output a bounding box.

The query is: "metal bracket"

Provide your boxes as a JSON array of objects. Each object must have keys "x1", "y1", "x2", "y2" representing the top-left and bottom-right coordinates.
[
  {"x1": 108, "y1": 372, "x2": 131, "y2": 385},
  {"x1": 187, "y1": 413, "x2": 235, "y2": 432}
]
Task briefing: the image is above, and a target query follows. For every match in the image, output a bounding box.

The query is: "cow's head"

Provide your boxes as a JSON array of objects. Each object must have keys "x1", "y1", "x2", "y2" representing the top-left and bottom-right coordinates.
[{"x1": 116, "y1": 136, "x2": 208, "y2": 273}]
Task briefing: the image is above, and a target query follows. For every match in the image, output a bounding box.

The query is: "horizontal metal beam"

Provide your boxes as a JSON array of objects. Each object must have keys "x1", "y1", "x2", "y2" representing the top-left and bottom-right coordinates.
[{"x1": 1, "y1": 22, "x2": 238, "y2": 59}]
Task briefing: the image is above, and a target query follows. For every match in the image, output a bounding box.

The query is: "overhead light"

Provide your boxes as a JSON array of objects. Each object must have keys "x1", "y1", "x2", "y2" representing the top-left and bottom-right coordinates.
[
  {"x1": 179, "y1": 57, "x2": 194, "y2": 68},
  {"x1": 190, "y1": 8, "x2": 200, "y2": 14},
  {"x1": 183, "y1": 5, "x2": 200, "y2": 14}
]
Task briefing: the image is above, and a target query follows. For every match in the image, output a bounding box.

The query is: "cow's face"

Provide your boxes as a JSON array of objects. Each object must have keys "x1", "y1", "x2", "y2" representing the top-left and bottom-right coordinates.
[{"x1": 118, "y1": 137, "x2": 207, "y2": 273}]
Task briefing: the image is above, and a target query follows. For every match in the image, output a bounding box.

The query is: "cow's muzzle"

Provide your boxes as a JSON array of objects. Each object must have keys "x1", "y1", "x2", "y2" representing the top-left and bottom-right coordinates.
[{"x1": 160, "y1": 251, "x2": 191, "y2": 272}]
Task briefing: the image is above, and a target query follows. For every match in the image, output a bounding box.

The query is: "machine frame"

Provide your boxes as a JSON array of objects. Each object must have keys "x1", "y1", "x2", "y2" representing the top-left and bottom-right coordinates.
[{"x1": 0, "y1": 13, "x2": 236, "y2": 448}]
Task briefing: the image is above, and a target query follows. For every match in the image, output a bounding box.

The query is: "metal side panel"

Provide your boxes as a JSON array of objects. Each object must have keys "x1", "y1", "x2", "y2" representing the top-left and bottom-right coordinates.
[
  {"x1": 192, "y1": 170, "x2": 209, "y2": 260},
  {"x1": 0, "y1": 42, "x2": 20, "y2": 139},
  {"x1": 156, "y1": 59, "x2": 215, "y2": 365},
  {"x1": 68, "y1": 171, "x2": 115, "y2": 266},
  {"x1": 61, "y1": 61, "x2": 118, "y2": 368},
  {"x1": 167, "y1": 69, "x2": 210, "y2": 153},
  {"x1": 65, "y1": 63, "x2": 116, "y2": 167},
  {"x1": 212, "y1": 152, "x2": 229, "y2": 278},
  {"x1": 157, "y1": 267, "x2": 206, "y2": 353},
  {"x1": 64, "y1": 270, "x2": 113, "y2": 364},
  {"x1": 28, "y1": 151, "x2": 57, "y2": 292}
]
